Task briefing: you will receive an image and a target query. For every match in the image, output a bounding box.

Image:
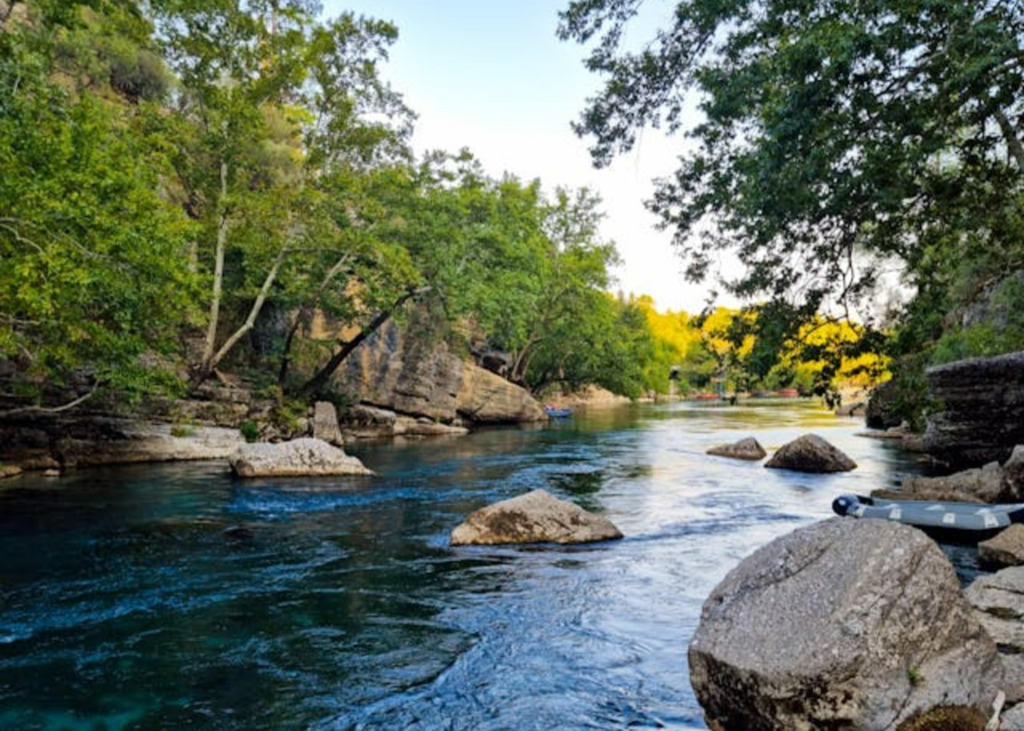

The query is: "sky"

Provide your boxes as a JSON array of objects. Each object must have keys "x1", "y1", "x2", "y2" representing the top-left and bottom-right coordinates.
[{"x1": 319, "y1": 0, "x2": 726, "y2": 314}]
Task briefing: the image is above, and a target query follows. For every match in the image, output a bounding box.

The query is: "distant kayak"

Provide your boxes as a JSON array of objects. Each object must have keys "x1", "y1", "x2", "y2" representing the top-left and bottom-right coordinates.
[
  {"x1": 544, "y1": 406, "x2": 573, "y2": 418},
  {"x1": 833, "y1": 493, "x2": 1024, "y2": 542}
]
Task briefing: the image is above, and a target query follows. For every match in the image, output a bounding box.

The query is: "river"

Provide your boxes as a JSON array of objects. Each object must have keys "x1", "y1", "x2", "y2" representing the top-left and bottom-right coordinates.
[{"x1": 0, "y1": 400, "x2": 968, "y2": 730}]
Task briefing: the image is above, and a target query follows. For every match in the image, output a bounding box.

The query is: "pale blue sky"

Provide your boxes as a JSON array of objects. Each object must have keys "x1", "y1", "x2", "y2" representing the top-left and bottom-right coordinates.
[{"x1": 321, "y1": 0, "x2": 717, "y2": 312}]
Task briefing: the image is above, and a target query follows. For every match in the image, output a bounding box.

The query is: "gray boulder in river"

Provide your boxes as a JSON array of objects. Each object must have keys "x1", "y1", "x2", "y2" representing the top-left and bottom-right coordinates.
[
  {"x1": 229, "y1": 437, "x2": 373, "y2": 477},
  {"x1": 706, "y1": 437, "x2": 766, "y2": 461},
  {"x1": 689, "y1": 518, "x2": 1003, "y2": 730},
  {"x1": 764, "y1": 433, "x2": 857, "y2": 473},
  {"x1": 450, "y1": 489, "x2": 623, "y2": 545}
]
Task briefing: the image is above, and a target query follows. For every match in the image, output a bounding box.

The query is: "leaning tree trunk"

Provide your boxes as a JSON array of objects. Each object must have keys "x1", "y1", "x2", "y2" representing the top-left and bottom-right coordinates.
[{"x1": 296, "y1": 286, "x2": 429, "y2": 398}]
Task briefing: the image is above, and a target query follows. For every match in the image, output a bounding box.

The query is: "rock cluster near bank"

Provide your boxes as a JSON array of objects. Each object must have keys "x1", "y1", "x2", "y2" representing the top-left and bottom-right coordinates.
[{"x1": 706, "y1": 433, "x2": 857, "y2": 473}]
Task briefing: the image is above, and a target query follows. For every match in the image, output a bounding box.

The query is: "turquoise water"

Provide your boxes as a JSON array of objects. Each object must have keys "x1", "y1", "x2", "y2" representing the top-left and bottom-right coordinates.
[{"x1": 0, "y1": 401, "x2": 937, "y2": 730}]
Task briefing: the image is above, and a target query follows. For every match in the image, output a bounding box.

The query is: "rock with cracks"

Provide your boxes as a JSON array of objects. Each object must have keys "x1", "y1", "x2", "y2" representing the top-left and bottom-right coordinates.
[
  {"x1": 707, "y1": 437, "x2": 767, "y2": 461},
  {"x1": 764, "y1": 433, "x2": 857, "y2": 473},
  {"x1": 689, "y1": 518, "x2": 1002, "y2": 731},
  {"x1": 979, "y1": 525, "x2": 1024, "y2": 569},
  {"x1": 229, "y1": 437, "x2": 373, "y2": 477},
  {"x1": 450, "y1": 489, "x2": 623, "y2": 546}
]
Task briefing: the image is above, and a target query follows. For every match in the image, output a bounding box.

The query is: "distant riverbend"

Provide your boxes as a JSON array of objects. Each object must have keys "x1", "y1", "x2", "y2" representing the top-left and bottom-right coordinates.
[{"x1": 0, "y1": 400, "x2": 954, "y2": 730}]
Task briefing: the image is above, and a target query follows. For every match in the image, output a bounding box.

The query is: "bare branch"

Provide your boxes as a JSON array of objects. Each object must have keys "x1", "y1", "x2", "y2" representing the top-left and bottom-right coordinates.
[{"x1": 0, "y1": 380, "x2": 101, "y2": 418}]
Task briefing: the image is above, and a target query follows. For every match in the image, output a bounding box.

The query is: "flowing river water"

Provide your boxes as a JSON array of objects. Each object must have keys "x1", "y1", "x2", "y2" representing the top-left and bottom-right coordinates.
[{"x1": 0, "y1": 400, "x2": 970, "y2": 730}]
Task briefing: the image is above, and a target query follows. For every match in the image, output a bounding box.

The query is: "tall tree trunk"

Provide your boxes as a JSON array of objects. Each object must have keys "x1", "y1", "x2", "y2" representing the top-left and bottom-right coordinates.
[
  {"x1": 203, "y1": 249, "x2": 286, "y2": 375},
  {"x1": 200, "y1": 159, "x2": 230, "y2": 374}
]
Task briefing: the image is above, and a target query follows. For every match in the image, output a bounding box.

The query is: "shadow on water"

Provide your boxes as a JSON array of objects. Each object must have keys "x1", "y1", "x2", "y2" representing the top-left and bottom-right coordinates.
[{"x1": 0, "y1": 400, "x2": 970, "y2": 730}]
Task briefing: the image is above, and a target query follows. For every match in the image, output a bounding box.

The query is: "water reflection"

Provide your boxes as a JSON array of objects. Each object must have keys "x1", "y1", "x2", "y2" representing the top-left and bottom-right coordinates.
[{"x1": 0, "y1": 401, "x2": 951, "y2": 730}]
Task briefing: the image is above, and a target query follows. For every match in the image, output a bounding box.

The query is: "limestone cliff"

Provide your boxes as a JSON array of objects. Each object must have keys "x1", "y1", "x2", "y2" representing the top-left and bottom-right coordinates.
[
  {"x1": 334, "y1": 320, "x2": 544, "y2": 425},
  {"x1": 925, "y1": 350, "x2": 1024, "y2": 469}
]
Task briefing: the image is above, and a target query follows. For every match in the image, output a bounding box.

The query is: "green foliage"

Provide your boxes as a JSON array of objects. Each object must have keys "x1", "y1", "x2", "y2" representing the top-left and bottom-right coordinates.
[
  {"x1": 906, "y1": 666, "x2": 924, "y2": 688},
  {"x1": 239, "y1": 420, "x2": 260, "y2": 443},
  {"x1": 0, "y1": 3, "x2": 198, "y2": 404},
  {"x1": 560, "y1": 0, "x2": 1024, "y2": 419},
  {"x1": 560, "y1": 0, "x2": 1024, "y2": 312},
  {"x1": 932, "y1": 275, "x2": 1024, "y2": 364}
]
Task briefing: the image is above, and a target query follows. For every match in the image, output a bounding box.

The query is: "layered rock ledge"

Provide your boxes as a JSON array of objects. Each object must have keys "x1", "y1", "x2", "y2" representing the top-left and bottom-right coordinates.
[{"x1": 925, "y1": 351, "x2": 1024, "y2": 469}]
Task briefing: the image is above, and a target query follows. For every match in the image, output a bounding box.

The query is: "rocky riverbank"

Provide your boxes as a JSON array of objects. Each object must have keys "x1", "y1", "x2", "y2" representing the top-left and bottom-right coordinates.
[
  {"x1": 689, "y1": 349, "x2": 1024, "y2": 729},
  {"x1": 0, "y1": 313, "x2": 554, "y2": 471}
]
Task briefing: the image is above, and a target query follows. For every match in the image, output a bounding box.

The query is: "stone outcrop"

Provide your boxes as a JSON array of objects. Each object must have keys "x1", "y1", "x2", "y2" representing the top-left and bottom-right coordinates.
[
  {"x1": 967, "y1": 567, "x2": 1024, "y2": 655},
  {"x1": 334, "y1": 319, "x2": 543, "y2": 425},
  {"x1": 455, "y1": 366, "x2": 544, "y2": 424},
  {"x1": 229, "y1": 437, "x2": 373, "y2": 477},
  {"x1": 865, "y1": 379, "x2": 903, "y2": 430},
  {"x1": 1005, "y1": 446, "x2": 1024, "y2": 498},
  {"x1": 924, "y1": 351, "x2": 1024, "y2": 469},
  {"x1": 888, "y1": 447, "x2": 1024, "y2": 505},
  {"x1": 901, "y1": 461, "x2": 1010, "y2": 504},
  {"x1": 689, "y1": 518, "x2": 1003, "y2": 731},
  {"x1": 870, "y1": 487, "x2": 986, "y2": 504},
  {"x1": 979, "y1": 525, "x2": 1024, "y2": 569},
  {"x1": 966, "y1": 566, "x2": 1024, "y2": 721},
  {"x1": 450, "y1": 489, "x2": 623, "y2": 546},
  {"x1": 706, "y1": 437, "x2": 767, "y2": 461},
  {"x1": 0, "y1": 415, "x2": 246, "y2": 469},
  {"x1": 312, "y1": 401, "x2": 344, "y2": 446},
  {"x1": 764, "y1": 433, "x2": 857, "y2": 473}
]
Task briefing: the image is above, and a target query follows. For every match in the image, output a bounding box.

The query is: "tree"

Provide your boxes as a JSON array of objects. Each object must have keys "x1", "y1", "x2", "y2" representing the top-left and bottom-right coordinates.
[
  {"x1": 559, "y1": 0, "x2": 1024, "y2": 339},
  {"x1": 148, "y1": 0, "x2": 416, "y2": 387},
  {"x1": 0, "y1": 0, "x2": 198, "y2": 409}
]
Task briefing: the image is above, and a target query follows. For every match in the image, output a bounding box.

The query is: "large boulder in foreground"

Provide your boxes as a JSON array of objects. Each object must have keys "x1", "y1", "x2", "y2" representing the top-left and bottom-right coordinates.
[
  {"x1": 764, "y1": 433, "x2": 857, "y2": 473},
  {"x1": 706, "y1": 437, "x2": 766, "y2": 461},
  {"x1": 689, "y1": 518, "x2": 1003, "y2": 731},
  {"x1": 450, "y1": 489, "x2": 623, "y2": 546},
  {"x1": 229, "y1": 437, "x2": 373, "y2": 477}
]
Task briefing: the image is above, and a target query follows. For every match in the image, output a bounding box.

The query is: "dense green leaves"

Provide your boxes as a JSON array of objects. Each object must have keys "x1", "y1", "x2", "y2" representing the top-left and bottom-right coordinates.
[
  {"x1": 560, "y1": 0, "x2": 1024, "y2": 416},
  {"x1": 0, "y1": 0, "x2": 666, "y2": 410},
  {"x1": 559, "y1": 0, "x2": 1024, "y2": 315},
  {"x1": 0, "y1": 2, "x2": 197, "y2": 403}
]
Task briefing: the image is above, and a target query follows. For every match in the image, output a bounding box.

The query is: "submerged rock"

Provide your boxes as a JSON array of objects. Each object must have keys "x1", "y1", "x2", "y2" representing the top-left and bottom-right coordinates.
[
  {"x1": 706, "y1": 437, "x2": 766, "y2": 461},
  {"x1": 689, "y1": 518, "x2": 1003, "y2": 730},
  {"x1": 450, "y1": 489, "x2": 623, "y2": 546},
  {"x1": 764, "y1": 433, "x2": 857, "y2": 473},
  {"x1": 229, "y1": 437, "x2": 373, "y2": 477}
]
